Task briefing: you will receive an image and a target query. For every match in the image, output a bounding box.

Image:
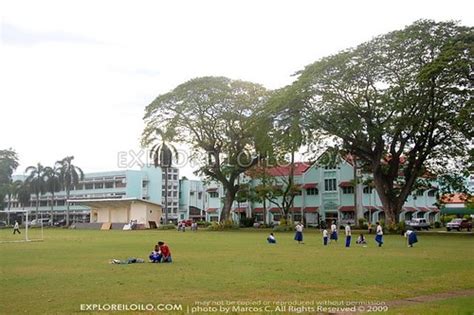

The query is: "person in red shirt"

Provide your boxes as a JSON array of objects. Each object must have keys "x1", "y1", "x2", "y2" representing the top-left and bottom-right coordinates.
[{"x1": 157, "y1": 241, "x2": 172, "y2": 263}]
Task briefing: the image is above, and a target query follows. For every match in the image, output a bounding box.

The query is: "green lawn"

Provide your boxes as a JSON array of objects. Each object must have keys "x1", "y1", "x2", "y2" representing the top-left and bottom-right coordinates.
[{"x1": 0, "y1": 228, "x2": 473, "y2": 314}]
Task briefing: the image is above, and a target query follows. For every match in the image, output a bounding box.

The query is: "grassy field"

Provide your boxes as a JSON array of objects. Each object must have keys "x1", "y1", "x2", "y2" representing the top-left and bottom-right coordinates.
[{"x1": 0, "y1": 228, "x2": 473, "y2": 314}]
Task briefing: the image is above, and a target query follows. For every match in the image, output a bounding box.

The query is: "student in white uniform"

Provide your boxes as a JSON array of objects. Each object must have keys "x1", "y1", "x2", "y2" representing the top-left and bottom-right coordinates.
[
  {"x1": 330, "y1": 221, "x2": 338, "y2": 242},
  {"x1": 294, "y1": 223, "x2": 304, "y2": 244},
  {"x1": 345, "y1": 223, "x2": 352, "y2": 247},
  {"x1": 375, "y1": 222, "x2": 383, "y2": 247},
  {"x1": 322, "y1": 229, "x2": 328, "y2": 246},
  {"x1": 404, "y1": 229, "x2": 418, "y2": 247}
]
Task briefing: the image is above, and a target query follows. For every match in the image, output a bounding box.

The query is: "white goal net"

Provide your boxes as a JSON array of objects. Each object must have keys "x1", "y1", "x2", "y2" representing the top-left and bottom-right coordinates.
[{"x1": 0, "y1": 210, "x2": 44, "y2": 243}]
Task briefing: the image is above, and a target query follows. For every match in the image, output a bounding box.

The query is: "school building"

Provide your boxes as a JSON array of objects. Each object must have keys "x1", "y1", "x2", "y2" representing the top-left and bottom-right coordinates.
[
  {"x1": 204, "y1": 158, "x2": 440, "y2": 226},
  {"x1": 8, "y1": 166, "x2": 182, "y2": 223}
]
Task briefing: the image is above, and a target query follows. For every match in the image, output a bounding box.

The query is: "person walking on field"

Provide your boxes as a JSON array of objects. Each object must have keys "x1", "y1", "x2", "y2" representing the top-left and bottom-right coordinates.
[
  {"x1": 375, "y1": 222, "x2": 384, "y2": 247},
  {"x1": 13, "y1": 221, "x2": 21, "y2": 234},
  {"x1": 404, "y1": 229, "x2": 418, "y2": 247},
  {"x1": 345, "y1": 223, "x2": 352, "y2": 247}
]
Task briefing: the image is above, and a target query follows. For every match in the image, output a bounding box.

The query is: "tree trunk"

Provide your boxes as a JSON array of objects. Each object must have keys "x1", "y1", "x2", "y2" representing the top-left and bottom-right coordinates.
[
  {"x1": 164, "y1": 167, "x2": 168, "y2": 224},
  {"x1": 66, "y1": 188, "x2": 70, "y2": 226},
  {"x1": 263, "y1": 198, "x2": 267, "y2": 225},
  {"x1": 50, "y1": 192, "x2": 55, "y2": 226},
  {"x1": 221, "y1": 188, "x2": 237, "y2": 222},
  {"x1": 35, "y1": 193, "x2": 39, "y2": 220},
  {"x1": 373, "y1": 172, "x2": 399, "y2": 226},
  {"x1": 7, "y1": 195, "x2": 11, "y2": 225}
]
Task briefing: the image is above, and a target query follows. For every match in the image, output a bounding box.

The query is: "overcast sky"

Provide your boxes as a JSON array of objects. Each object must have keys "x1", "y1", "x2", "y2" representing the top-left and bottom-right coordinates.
[{"x1": 1, "y1": 0, "x2": 472, "y2": 179}]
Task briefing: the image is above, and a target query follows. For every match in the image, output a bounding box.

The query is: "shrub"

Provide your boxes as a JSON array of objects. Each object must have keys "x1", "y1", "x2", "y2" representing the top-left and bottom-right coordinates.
[
  {"x1": 206, "y1": 220, "x2": 239, "y2": 231},
  {"x1": 434, "y1": 221, "x2": 441, "y2": 228},
  {"x1": 279, "y1": 218, "x2": 287, "y2": 226},
  {"x1": 239, "y1": 217, "x2": 255, "y2": 228},
  {"x1": 158, "y1": 224, "x2": 176, "y2": 230},
  {"x1": 358, "y1": 218, "x2": 368, "y2": 229},
  {"x1": 273, "y1": 225, "x2": 294, "y2": 232},
  {"x1": 197, "y1": 221, "x2": 211, "y2": 227}
]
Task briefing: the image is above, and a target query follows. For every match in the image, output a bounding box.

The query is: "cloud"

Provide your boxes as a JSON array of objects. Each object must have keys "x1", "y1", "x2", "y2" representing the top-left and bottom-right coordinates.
[{"x1": 1, "y1": 22, "x2": 105, "y2": 46}]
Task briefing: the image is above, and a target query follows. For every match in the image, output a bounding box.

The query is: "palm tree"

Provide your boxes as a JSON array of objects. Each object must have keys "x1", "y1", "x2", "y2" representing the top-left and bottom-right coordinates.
[
  {"x1": 5, "y1": 180, "x2": 22, "y2": 225},
  {"x1": 25, "y1": 163, "x2": 47, "y2": 220},
  {"x1": 44, "y1": 166, "x2": 62, "y2": 226},
  {"x1": 144, "y1": 128, "x2": 177, "y2": 224},
  {"x1": 17, "y1": 181, "x2": 31, "y2": 210},
  {"x1": 56, "y1": 156, "x2": 83, "y2": 226}
]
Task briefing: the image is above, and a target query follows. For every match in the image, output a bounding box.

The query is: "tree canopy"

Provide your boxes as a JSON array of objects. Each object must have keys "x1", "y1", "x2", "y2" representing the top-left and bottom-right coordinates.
[
  {"x1": 143, "y1": 76, "x2": 271, "y2": 221},
  {"x1": 288, "y1": 20, "x2": 473, "y2": 225}
]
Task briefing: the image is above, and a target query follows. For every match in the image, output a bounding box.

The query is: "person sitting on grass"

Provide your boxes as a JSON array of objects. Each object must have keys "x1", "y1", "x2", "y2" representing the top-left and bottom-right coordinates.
[
  {"x1": 149, "y1": 244, "x2": 162, "y2": 263},
  {"x1": 157, "y1": 241, "x2": 172, "y2": 263},
  {"x1": 110, "y1": 257, "x2": 145, "y2": 264},
  {"x1": 404, "y1": 229, "x2": 418, "y2": 247},
  {"x1": 267, "y1": 232, "x2": 276, "y2": 244},
  {"x1": 356, "y1": 233, "x2": 367, "y2": 244}
]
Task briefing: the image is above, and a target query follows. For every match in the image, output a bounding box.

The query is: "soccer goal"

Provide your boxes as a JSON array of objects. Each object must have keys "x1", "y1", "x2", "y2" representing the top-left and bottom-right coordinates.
[{"x1": 0, "y1": 210, "x2": 44, "y2": 243}]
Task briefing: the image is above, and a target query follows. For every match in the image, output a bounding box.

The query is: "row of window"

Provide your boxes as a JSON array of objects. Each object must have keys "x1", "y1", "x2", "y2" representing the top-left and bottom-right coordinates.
[
  {"x1": 207, "y1": 186, "x2": 436, "y2": 198},
  {"x1": 162, "y1": 174, "x2": 179, "y2": 180},
  {"x1": 70, "y1": 180, "x2": 126, "y2": 191}
]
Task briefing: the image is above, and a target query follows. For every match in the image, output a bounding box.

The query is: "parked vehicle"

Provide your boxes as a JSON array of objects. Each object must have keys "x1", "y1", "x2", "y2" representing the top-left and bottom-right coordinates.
[
  {"x1": 28, "y1": 218, "x2": 51, "y2": 227},
  {"x1": 405, "y1": 218, "x2": 431, "y2": 230},
  {"x1": 0, "y1": 220, "x2": 7, "y2": 228},
  {"x1": 446, "y1": 218, "x2": 472, "y2": 232},
  {"x1": 53, "y1": 219, "x2": 68, "y2": 227}
]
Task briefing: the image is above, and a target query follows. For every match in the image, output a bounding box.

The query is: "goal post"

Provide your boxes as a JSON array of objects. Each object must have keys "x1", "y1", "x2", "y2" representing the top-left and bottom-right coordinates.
[{"x1": 0, "y1": 210, "x2": 44, "y2": 243}]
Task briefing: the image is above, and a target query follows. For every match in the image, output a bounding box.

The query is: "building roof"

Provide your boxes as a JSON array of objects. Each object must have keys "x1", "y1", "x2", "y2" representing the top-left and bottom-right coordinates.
[
  {"x1": 339, "y1": 206, "x2": 355, "y2": 212},
  {"x1": 249, "y1": 162, "x2": 312, "y2": 178},
  {"x1": 441, "y1": 193, "x2": 470, "y2": 204},
  {"x1": 68, "y1": 198, "x2": 162, "y2": 208},
  {"x1": 339, "y1": 181, "x2": 353, "y2": 188}
]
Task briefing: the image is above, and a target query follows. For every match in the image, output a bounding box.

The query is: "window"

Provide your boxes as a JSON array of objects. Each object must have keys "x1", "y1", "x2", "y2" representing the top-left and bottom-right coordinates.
[
  {"x1": 85, "y1": 183, "x2": 94, "y2": 190},
  {"x1": 342, "y1": 186, "x2": 354, "y2": 194},
  {"x1": 273, "y1": 214, "x2": 281, "y2": 221},
  {"x1": 363, "y1": 186, "x2": 373, "y2": 194},
  {"x1": 173, "y1": 175, "x2": 178, "y2": 180},
  {"x1": 115, "y1": 180, "x2": 126, "y2": 188},
  {"x1": 416, "y1": 190, "x2": 424, "y2": 196},
  {"x1": 142, "y1": 181, "x2": 147, "y2": 188},
  {"x1": 40, "y1": 200, "x2": 47, "y2": 207},
  {"x1": 173, "y1": 191, "x2": 177, "y2": 197},
  {"x1": 57, "y1": 200, "x2": 65, "y2": 206},
  {"x1": 198, "y1": 192, "x2": 202, "y2": 200},
  {"x1": 105, "y1": 182, "x2": 114, "y2": 189},
  {"x1": 324, "y1": 179, "x2": 337, "y2": 191},
  {"x1": 190, "y1": 191, "x2": 195, "y2": 196},
  {"x1": 95, "y1": 183, "x2": 103, "y2": 189},
  {"x1": 209, "y1": 192, "x2": 219, "y2": 198},
  {"x1": 427, "y1": 190, "x2": 436, "y2": 197},
  {"x1": 306, "y1": 188, "x2": 319, "y2": 195}
]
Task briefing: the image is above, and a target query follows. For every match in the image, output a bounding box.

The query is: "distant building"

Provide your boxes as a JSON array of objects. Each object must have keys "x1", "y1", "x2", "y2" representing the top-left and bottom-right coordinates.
[
  {"x1": 204, "y1": 159, "x2": 440, "y2": 225},
  {"x1": 178, "y1": 178, "x2": 205, "y2": 221},
  {"x1": 9, "y1": 166, "x2": 172, "y2": 222}
]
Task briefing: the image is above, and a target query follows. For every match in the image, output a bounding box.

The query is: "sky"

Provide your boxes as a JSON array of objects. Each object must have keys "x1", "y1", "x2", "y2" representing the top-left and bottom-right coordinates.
[{"x1": 1, "y1": 0, "x2": 473, "y2": 179}]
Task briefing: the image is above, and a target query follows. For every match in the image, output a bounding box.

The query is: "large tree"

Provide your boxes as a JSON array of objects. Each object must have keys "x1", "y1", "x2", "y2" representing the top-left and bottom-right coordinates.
[
  {"x1": 143, "y1": 76, "x2": 270, "y2": 221},
  {"x1": 25, "y1": 163, "x2": 47, "y2": 220},
  {"x1": 291, "y1": 20, "x2": 473, "y2": 225},
  {"x1": 56, "y1": 156, "x2": 83, "y2": 226},
  {"x1": 44, "y1": 166, "x2": 62, "y2": 225},
  {"x1": 0, "y1": 149, "x2": 19, "y2": 210}
]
